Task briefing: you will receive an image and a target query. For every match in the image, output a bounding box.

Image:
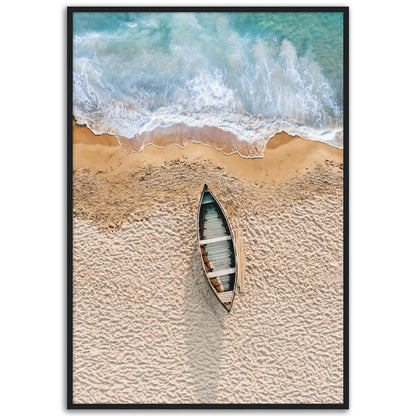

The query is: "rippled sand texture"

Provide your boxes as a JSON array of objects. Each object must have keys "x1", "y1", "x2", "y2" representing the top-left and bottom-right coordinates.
[{"x1": 73, "y1": 156, "x2": 343, "y2": 404}]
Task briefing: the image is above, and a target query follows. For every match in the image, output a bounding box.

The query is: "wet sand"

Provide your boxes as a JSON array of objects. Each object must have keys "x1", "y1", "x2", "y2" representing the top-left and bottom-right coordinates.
[{"x1": 72, "y1": 123, "x2": 344, "y2": 404}]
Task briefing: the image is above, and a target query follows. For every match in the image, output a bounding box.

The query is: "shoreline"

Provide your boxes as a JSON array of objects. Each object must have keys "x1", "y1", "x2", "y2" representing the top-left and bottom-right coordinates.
[{"x1": 73, "y1": 123, "x2": 343, "y2": 187}]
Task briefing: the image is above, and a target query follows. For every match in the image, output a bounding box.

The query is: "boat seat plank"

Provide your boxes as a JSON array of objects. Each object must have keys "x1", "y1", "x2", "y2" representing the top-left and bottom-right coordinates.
[
  {"x1": 203, "y1": 234, "x2": 228, "y2": 241},
  {"x1": 216, "y1": 291, "x2": 234, "y2": 303},
  {"x1": 210, "y1": 262, "x2": 232, "y2": 271},
  {"x1": 200, "y1": 235, "x2": 231, "y2": 245},
  {"x1": 207, "y1": 267, "x2": 236, "y2": 278}
]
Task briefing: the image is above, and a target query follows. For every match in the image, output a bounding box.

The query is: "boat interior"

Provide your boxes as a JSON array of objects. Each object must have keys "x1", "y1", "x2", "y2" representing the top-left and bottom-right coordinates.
[{"x1": 199, "y1": 190, "x2": 236, "y2": 305}]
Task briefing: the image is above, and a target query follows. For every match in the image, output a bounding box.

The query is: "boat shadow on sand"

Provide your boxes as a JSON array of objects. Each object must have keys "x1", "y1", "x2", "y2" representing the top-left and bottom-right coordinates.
[{"x1": 183, "y1": 248, "x2": 227, "y2": 403}]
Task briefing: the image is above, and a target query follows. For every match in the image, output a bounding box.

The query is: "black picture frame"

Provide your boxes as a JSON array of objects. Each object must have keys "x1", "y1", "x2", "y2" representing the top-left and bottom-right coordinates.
[{"x1": 67, "y1": 6, "x2": 349, "y2": 409}]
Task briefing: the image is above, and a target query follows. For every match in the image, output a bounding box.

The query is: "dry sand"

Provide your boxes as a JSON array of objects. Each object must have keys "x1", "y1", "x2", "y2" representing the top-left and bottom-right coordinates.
[{"x1": 72, "y1": 124, "x2": 344, "y2": 404}]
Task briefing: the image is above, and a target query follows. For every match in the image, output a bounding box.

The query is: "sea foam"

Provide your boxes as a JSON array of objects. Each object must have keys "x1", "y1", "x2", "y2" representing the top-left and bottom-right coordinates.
[{"x1": 73, "y1": 12, "x2": 344, "y2": 156}]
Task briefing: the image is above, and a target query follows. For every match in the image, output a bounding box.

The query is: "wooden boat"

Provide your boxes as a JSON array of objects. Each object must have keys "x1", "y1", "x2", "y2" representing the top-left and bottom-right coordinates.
[{"x1": 197, "y1": 184, "x2": 238, "y2": 312}]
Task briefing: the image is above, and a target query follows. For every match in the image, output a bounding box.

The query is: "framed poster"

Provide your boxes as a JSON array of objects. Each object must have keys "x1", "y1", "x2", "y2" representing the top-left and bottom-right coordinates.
[{"x1": 68, "y1": 7, "x2": 348, "y2": 408}]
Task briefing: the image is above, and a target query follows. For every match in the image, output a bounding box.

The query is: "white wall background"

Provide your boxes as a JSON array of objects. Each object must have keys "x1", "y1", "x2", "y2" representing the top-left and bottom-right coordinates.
[{"x1": 1, "y1": 0, "x2": 415, "y2": 414}]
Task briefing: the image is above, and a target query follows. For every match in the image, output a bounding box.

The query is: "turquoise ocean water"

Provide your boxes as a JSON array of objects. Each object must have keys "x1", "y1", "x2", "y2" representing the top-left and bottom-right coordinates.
[{"x1": 73, "y1": 12, "x2": 344, "y2": 155}]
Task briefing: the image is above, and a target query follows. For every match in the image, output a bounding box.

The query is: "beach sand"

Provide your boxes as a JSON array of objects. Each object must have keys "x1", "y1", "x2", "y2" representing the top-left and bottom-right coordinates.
[{"x1": 72, "y1": 124, "x2": 344, "y2": 404}]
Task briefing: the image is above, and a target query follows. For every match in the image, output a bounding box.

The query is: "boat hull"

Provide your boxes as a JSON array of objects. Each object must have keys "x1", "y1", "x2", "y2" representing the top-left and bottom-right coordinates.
[{"x1": 197, "y1": 184, "x2": 238, "y2": 312}]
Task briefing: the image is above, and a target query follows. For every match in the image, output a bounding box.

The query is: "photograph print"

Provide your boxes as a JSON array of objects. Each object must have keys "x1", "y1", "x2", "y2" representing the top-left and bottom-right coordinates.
[{"x1": 69, "y1": 7, "x2": 348, "y2": 408}]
